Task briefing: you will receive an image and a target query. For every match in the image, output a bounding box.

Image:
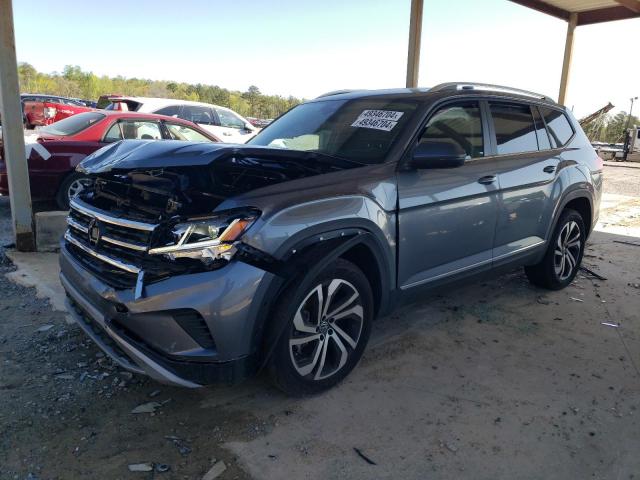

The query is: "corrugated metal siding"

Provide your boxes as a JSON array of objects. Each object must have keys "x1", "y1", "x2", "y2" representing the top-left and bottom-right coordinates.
[{"x1": 534, "y1": 0, "x2": 620, "y2": 13}]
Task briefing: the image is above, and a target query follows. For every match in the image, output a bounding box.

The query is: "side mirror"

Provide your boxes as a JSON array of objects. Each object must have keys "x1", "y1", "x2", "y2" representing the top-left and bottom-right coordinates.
[
  {"x1": 411, "y1": 141, "x2": 467, "y2": 169},
  {"x1": 244, "y1": 122, "x2": 254, "y2": 131}
]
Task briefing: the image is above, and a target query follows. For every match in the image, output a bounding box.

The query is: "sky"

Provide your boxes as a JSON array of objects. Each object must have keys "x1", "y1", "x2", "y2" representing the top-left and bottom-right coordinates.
[{"x1": 11, "y1": 0, "x2": 640, "y2": 118}]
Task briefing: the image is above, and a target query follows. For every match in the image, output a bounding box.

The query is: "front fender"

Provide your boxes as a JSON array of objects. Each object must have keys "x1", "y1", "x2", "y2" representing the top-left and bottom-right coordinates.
[
  {"x1": 243, "y1": 195, "x2": 395, "y2": 257},
  {"x1": 250, "y1": 230, "x2": 393, "y2": 371}
]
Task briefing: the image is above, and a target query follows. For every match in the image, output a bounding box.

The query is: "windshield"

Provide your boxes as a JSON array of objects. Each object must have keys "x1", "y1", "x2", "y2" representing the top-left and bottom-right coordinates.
[
  {"x1": 248, "y1": 98, "x2": 418, "y2": 164},
  {"x1": 40, "y1": 112, "x2": 106, "y2": 136}
]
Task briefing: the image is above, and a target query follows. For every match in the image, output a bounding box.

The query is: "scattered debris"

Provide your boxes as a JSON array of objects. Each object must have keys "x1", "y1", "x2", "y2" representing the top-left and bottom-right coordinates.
[
  {"x1": 202, "y1": 460, "x2": 227, "y2": 480},
  {"x1": 580, "y1": 266, "x2": 607, "y2": 281},
  {"x1": 353, "y1": 447, "x2": 377, "y2": 465},
  {"x1": 569, "y1": 297, "x2": 584, "y2": 303},
  {"x1": 601, "y1": 322, "x2": 619, "y2": 328},
  {"x1": 128, "y1": 463, "x2": 154, "y2": 472},
  {"x1": 37, "y1": 324, "x2": 54, "y2": 333},
  {"x1": 445, "y1": 442, "x2": 458, "y2": 453},
  {"x1": 149, "y1": 389, "x2": 161, "y2": 398},
  {"x1": 613, "y1": 240, "x2": 640, "y2": 247},
  {"x1": 155, "y1": 464, "x2": 170, "y2": 473},
  {"x1": 165, "y1": 435, "x2": 192, "y2": 456},
  {"x1": 130, "y1": 402, "x2": 162, "y2": 414},
  {"x1": 536, "y1": 296, "x2": 550, "y2": 305}
]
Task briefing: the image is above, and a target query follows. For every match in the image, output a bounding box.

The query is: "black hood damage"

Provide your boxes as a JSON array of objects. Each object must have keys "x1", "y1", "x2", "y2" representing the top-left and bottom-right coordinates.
[{"x1": 76, "y1": 140, "x2": 361, "y2": 222}]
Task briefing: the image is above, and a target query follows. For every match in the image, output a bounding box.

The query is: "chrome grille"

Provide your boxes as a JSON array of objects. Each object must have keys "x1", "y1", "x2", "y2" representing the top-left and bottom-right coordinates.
[{"x1": 65, "y1": 198, "x2": 158, "y2": 288}]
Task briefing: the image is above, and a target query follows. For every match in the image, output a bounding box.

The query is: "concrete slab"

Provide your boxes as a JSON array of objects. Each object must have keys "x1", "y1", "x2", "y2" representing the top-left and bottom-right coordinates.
[
  {"x1": 4, "y1": 250, "x2": 66, "y2": 313},
  {"x1": 35, "y1": 210, "x2": 67, "y2": 252},
  {"x1": 225, "y1": 230, "x2": 640, "y2": 480}
]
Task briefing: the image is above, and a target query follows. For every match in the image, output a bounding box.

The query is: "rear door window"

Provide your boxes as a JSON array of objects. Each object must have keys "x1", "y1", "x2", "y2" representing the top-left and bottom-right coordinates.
[
  {"x1": 532, "y1": 107, "x2": 551, "y2": 150},
  {"x1": 490, "y1": 103, "x2": 538, "y2": 155},
  {"x1": 181, "y1": 106, "x2": 216, "y2": 125},
  {"x1": 419, "y1": 102, "x2": 484, "y2": 158},
  {"x1": 155, "y1": 105, "x2": 182, "y2": 117},
  {"x1": 540, "y1": 107, "x2": 574, "y2": 147}
]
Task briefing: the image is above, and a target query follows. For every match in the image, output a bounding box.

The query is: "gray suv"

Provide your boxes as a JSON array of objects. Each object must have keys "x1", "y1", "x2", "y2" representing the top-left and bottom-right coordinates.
[{"x1": 60, "y1": 83, "x2": 603, "y2": 395}]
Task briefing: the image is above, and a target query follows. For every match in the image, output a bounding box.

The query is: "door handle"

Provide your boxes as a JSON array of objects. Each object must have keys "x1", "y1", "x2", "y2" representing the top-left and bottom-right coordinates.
[
  {"x1": 543, "y1": 165, "x2": 556, "y2": 173},
  {"x1": 478, "y1": 175, "x2": 497, "y2": 185}
]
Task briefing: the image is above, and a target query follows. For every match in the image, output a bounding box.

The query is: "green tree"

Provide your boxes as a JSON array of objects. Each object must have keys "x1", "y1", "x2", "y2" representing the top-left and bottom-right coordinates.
[
  {"x1": 16, "y1": 62, "x2": 305, "y2": 119},
  {"x1": 600, "y1": 111, "x2": 639, "y2": 143}
]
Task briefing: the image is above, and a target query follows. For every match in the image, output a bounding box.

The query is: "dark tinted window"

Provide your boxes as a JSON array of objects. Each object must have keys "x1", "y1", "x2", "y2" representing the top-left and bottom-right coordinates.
[
  {"x1": 181, "y1": 105, "x2": 215, "y2": 125},
  {"x1": 532, "y1": 107, "x2": 551, "y2": 150},
  {"x1": 490, "y1": 103, "x2": 538, "y2": 154},
  {"x1": 155, "y1": 105, "x2": 181, "y2": 117},
  {"x1": 39, "y1": 112, "x2": 105, "y2": 136},
  {"x1": 541, "y1": 108, "x2": 574, "y2": 147},
  {"x1": 419, "y1": 102, "x2": 484, "y2": 158}
]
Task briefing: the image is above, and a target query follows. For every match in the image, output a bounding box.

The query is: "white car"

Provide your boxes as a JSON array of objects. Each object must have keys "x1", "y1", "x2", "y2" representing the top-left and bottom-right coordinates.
[{"x1": 105, "y1": 97, "x2": 258, "y2": 143}]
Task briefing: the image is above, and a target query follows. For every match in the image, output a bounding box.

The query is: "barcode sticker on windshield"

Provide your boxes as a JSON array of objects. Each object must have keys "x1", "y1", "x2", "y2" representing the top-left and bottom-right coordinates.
[{"x1": 351, "y1": 110, "x2": 404, "y2": 131}]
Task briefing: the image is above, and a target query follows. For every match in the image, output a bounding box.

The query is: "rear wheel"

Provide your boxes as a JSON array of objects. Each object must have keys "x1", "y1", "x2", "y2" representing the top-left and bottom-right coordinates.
[
  {"x1": 525, "y1": 209, "x2": 585, "y2": 290},
  {"x1": 268, "y1": 259, "x2": 373, "y2": 396},
  {"x1": 55, "y1": 173, "x2": 93, "y2": 210}
]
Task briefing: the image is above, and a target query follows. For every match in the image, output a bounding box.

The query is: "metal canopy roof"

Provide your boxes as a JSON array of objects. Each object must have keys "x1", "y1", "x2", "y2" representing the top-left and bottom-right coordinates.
[{"x1": 509, "y1": 0, "x2": 640, "y2": 24}]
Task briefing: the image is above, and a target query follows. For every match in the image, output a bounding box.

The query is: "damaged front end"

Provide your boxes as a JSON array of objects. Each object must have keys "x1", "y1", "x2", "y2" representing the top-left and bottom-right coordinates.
[{"x1": 65, "y1": 140, "x2": 354, "y2": 296}]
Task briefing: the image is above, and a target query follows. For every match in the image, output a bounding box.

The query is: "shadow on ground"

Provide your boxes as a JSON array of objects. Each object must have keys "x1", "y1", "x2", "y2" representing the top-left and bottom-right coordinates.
[{"x1": 1, "y1": 228, "x2": 639, "y2": 480}]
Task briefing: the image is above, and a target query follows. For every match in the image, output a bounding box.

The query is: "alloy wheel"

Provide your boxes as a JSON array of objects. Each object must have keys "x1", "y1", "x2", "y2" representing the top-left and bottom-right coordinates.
[
  {"x1": 68, "y1": 178, "x2": 93, "y2": 199},
  {"x1": 554, "y1": 220, "x2": 582, "y2": 281},
  {"x1": 289, "y1": 278, "x2": 364, "y2": 381}
]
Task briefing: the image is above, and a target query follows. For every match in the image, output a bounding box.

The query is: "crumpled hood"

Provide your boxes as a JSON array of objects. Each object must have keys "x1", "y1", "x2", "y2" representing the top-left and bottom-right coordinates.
[
  {"x1": 77, "y1": 140, "x2": 359, "y2": 174},
  {"x1": 78, "y1": 140, "x2": 268, "y2": 173}
]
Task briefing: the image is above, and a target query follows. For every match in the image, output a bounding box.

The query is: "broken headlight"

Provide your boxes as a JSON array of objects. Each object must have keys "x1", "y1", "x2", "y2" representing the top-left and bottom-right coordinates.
[{"x1": 148, "y1": 210, "x2": 259, "y2": 262}]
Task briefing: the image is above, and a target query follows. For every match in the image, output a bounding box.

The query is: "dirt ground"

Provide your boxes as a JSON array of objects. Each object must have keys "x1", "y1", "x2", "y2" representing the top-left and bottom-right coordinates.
[{"x1": 1, "y1": 164, "x2": 639, "y2": 480}]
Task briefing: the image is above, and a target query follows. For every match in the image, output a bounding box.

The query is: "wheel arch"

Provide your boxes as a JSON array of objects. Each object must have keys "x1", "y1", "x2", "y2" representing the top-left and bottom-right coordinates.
[
  {"x1": 563, "y1": 197, "x2": 592, "y2": 234},
  {"x1": 546, "y1": 188, "x2": 594, "y2": 242},
  {"x1": 251, "y1": 227, "x2": 393, "y2": 371}
]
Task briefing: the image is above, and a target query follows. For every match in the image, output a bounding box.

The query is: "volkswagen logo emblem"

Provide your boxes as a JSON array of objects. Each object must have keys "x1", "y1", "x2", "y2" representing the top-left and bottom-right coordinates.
[{"x1": 87, "y1": 219, "x2": 101, "y2": 246}]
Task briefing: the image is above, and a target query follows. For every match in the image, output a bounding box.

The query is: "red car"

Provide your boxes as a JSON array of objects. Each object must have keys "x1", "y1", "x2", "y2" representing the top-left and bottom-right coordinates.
[
  {"x1": 21, "y1": 94, "x2": 94, "y2": 128},
  {"x1": 0, "y1": 111, "x2": 219, "y2": 209}
]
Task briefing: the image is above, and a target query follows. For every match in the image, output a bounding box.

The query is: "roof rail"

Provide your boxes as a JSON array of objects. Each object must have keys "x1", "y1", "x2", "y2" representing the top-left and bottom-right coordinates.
[
  {"x1": 316, "y1": 89, "x2": 361, "y2": 98},
  {"x1": 430, "y1": 82, "x2": 555, "y2": 102}
]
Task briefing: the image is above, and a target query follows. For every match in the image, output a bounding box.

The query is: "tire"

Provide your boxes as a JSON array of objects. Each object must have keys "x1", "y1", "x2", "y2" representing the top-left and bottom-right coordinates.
[
  {"x1": 55, "y1": 172, "x2": 93, "y2": 210},
  {"x1": 525, "y1": 208, "x2": 585, "y2": 290},
  {"x1": 268, "y1": 258, "x2": 374, "y2": 396}
]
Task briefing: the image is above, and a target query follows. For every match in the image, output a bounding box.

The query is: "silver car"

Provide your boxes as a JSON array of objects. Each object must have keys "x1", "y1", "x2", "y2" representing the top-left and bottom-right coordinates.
[{"x1": 60, "y1": 83, "x2": 603, "y2": 395}]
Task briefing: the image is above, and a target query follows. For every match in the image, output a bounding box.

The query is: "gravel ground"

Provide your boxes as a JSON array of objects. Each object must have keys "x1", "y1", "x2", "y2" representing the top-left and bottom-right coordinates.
[
  {"x1": 0, "y1": 164, "x2": 639, "y2": 480},
  {"x1": 602, "y1": 162, "x2": 640, "y2": 197}
]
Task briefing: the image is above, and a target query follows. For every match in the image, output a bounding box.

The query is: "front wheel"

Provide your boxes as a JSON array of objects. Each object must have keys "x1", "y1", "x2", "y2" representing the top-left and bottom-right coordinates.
[
  {"x1": 268, "y1": 259, "x2": 373, "y2": 396},
  {"x1": 525, "y1": 209, "x2": 585, "y2": 290}
]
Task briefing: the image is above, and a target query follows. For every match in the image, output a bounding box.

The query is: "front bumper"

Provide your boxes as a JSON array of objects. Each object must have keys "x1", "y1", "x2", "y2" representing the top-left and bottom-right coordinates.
[{"x1": 60, "y1": 244, "x2": 275, "y2": 387}]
